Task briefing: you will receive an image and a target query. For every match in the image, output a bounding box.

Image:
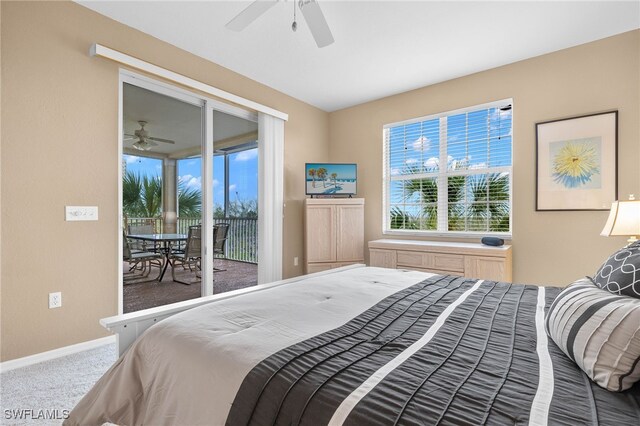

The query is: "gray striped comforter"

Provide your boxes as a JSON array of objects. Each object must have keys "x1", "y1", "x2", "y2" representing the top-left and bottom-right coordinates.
[{"x1": 227, "y1": 275, "x2": 640, "y2": 425}]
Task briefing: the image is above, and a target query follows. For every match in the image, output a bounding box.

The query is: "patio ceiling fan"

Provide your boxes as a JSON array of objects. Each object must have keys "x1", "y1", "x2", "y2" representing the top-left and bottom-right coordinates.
[
  {"x1": 226, "y1": 0, "x2": 334, "y2": 48},
  {"x1": 124, "y1": 121, "x2": 175, "y2": 151}
]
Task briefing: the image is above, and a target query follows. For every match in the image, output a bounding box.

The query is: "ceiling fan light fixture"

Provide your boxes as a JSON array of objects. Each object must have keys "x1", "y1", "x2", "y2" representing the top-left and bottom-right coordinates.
[
  {"x1": 125, "y1": 121, "x2": 173, "y2": 151},
  {"x1": 132, "y1": 140, "x2": 152, "y2": 151},
  {"x1": 292, "y1": 0, "x2": 297, "y2": 32}
]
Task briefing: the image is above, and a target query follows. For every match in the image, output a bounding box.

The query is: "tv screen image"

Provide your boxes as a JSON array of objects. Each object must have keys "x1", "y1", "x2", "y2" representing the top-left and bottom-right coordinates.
[{"x1": 305, "y1": 163, "x2": 357, "y2": 196}]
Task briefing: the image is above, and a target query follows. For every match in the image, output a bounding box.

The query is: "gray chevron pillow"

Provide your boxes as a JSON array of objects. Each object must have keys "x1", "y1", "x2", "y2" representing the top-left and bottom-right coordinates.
[{"x1": 593, "y1": 241, "x2": 640, "y2": 298}]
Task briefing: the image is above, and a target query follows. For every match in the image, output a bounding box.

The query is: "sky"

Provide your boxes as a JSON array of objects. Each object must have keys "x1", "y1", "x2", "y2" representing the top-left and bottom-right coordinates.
[{"x1": 123, "y1": 147, "x2": 258, "y2": 209}]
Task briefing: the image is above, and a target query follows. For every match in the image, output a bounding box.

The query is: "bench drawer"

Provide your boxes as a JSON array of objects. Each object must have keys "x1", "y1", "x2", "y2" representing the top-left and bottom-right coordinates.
[
  {"x1": 433, "y1": 253, "x2": 464, "y2": 272},
  {"x1": 397, "y1": 250, "x2": 428, "y2": 268}
]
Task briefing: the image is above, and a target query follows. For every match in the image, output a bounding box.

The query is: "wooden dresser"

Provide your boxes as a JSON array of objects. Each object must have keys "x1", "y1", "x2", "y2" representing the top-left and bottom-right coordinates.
[
  {"x1": 368, "y1": 239, "x2": 512, "y2": 282},
  {"x1": 304, "y1": 198, "x2": 365, "y2": 274}
]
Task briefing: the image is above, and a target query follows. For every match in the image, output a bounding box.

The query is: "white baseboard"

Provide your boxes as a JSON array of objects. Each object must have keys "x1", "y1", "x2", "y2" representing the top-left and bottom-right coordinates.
[{"x1": 0, "y1": 335, "x2": 116, "y2": 373}]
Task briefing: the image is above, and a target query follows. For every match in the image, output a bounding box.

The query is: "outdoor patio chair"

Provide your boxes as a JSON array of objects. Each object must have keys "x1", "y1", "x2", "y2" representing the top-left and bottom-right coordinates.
[
  {"x1": 170, "y1": 225, "x2": 202, "y2": 285},
  {"x1": 127, "y1": 224, "x2": 158, "y2": 252},
  {"x1": 123, "y1": 231, "x2": 163, "y2": 283},
  {"x1": 213, "y1": 223, "x2": 230, "y2": 272}
]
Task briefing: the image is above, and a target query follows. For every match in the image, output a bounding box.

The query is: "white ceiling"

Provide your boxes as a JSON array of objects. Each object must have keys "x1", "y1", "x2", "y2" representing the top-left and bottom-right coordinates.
[{"x1": 80, "y1": 1, "x2": 640, "y2": 112}]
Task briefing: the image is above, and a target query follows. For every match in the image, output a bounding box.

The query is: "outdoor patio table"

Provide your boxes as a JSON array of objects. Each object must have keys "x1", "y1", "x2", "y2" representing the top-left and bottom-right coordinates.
[{"x1": 127, "y1": 233, "x2": 188, "y2": 282}]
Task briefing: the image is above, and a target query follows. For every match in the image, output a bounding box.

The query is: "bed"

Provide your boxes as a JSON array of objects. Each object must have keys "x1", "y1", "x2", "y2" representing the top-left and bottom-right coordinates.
[{"x1": 66, "y1": 266, "x2": 640, "y2": 425}]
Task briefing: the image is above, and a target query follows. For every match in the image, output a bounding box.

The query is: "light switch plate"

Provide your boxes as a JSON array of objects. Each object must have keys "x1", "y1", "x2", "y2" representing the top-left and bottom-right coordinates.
[{"x1": 65, "y1": 206, "x2": 98, "y2": 221}]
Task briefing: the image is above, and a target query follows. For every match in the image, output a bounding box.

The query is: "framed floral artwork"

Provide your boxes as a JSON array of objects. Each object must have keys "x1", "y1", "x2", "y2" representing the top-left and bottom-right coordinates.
[{"x1": 536, "y1": 111, "x2": 617, "y2": 211}]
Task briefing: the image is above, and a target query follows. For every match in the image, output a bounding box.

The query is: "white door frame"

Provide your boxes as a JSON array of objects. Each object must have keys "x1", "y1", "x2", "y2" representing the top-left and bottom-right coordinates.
[{"x1": 117, "y1": 70, "x2": 263, "y2": 314}]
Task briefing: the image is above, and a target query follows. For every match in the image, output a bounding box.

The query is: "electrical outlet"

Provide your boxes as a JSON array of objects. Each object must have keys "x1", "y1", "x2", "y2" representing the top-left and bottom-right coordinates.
[
  {"x1": 294, "y1": 257, "x2": 299, "y2": 266},
  {"x1": 49, "y1": 292, "x2": 62, "y2": 309}
]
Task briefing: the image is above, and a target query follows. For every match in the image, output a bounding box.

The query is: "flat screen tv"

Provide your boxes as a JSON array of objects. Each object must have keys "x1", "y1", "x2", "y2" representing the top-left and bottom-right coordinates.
[{"x1": 305, "y1": 163, "x2": 357, "y2": 196}]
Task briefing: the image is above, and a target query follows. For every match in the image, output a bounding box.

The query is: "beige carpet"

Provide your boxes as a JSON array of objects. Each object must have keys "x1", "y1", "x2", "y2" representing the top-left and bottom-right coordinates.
[{"x1": 0, "y1": 344, "x2": 116, "y2": 425}]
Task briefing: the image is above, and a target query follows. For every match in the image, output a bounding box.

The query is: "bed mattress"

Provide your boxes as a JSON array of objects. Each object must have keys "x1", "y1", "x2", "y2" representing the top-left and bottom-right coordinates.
[{"x1": 66, "y1": 267, "x2": 640, "y2": 425}]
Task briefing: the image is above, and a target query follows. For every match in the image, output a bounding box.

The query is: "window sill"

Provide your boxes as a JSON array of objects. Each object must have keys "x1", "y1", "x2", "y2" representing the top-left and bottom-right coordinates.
[{"x1": 383, "y1": 229, "x2": 512, "y2": 241}]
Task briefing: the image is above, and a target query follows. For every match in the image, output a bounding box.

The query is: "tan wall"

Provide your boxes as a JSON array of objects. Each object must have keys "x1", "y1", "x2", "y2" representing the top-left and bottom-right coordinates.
[
  {"x1": 329, "y1": 30, "x2": 640, "y2": 287},
  {"x1": 0, "y1": 1, "x2": 328, "y2": 361}
]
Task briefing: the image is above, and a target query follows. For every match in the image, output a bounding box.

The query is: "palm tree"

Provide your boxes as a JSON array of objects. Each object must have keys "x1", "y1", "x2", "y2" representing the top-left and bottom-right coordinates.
[
  {"x1": 389, "y1": 206, "x2": 418, "y2": 229},
  {"x1": 177, "y1": 182, "x2": 202, "y2": 218},
  {"x1": 395, "y1": 163, "x2": 510, "y2": 232},
  {"x1": 122, "y1": 171, "x2": 202, "y2": 219},
  {"x1": 308, "y1": 168, "x2": 317, "y2": 188},
  {"x1": 139, "y1": 176, "x2": 163, "y2": 218},
  {"x1": 447, "y1": 175, "x2": 466, "y2": 231},
  {"x1": 123, "y1": 171, "x2": 142, "y2": 218},
  {"x1": 331, "y1": 172, "x2": 338, "y2": 187},
  {"x1": 122, "y1": 171, "x2": 160, "y2": 218},
  {"x1": 317, "y1": 167, "x2": 328, "y2": 188},
  {"x1": 402, "y1": 175, "x2": 438, "y2": 230},
  {"x1": 466, "y1": 173, "x2": 510, "y2": 232}
]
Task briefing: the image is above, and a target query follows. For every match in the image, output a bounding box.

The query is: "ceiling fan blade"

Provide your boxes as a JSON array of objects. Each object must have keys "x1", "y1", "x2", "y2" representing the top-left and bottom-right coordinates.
[
  {"x1": 148, "y1": 137, "x2": 175, "y2": 144},
  {"x1": 123, "y1": 136, "x2": 136, "y2": 141},
  {"x1": 299, "y1": 0, "x2": 334, "y2": 48},
  {"x1": 226, "y1": 0, "x2": 279, "y2": 31}
]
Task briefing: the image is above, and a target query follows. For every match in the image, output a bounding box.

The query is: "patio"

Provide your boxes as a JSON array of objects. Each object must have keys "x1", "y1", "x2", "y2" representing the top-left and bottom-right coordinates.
[
  {"x1": 123, "y1": 259, "x2": 257, "y2": 313},
  {"x1": 123, "y1": 216, "x2": 258, "y2": 313}
]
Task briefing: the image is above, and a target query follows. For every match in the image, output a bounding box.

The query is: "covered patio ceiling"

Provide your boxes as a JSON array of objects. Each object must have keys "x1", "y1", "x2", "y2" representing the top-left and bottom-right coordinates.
[{"x1": 123, "y1": 83, "x2": 258, "y2": 159}]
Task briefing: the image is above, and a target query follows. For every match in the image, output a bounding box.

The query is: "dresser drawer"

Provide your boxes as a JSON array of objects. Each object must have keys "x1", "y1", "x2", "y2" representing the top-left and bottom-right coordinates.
[{"x1": 432, "y1": 253, "x2": 464, "y2": 272}]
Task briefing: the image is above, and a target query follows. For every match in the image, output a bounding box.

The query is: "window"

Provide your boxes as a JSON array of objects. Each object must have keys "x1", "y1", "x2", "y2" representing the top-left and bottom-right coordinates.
[
  {"x1": 213, "y1": 144, "x2": 258, "y2": 219},
  {"x1": 383, "y1": 100, "x2": 513, "y2": 236}
]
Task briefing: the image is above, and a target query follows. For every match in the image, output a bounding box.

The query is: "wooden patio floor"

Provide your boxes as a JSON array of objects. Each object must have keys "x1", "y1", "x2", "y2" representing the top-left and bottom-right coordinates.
[{"x1": 123, "y1": 259, "x2": 258, "y2": 313}]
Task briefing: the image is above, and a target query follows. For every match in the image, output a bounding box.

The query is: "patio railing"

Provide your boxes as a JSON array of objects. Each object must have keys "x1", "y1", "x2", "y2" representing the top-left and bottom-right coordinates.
[
  {"x1": 176, "y1": 217, "x2": 200, "y2": 233},
  {"x1": 213, "y1": 218, "x2": 258, "y2": 264},
  {"x1": 125, "y1": 216, "x2": 258, "y2": 264},
  {"x1": 126, "y1": 217, "x2": 162, "y2": 233}
]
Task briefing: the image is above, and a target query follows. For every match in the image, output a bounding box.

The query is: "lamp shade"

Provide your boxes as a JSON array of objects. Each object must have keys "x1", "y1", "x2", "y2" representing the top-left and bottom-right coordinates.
[{"x1": 601, "y1": 199, "x2": 640, "y2": 237}]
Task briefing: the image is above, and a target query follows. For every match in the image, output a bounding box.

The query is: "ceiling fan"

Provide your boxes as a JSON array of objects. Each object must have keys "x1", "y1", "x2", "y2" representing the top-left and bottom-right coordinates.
[
  {"x1": 124, "y1": 121, "x2": 175, "y2": 151},
  {"x1": 226, "y1": 0, "x2": 334, "y2": 48}
]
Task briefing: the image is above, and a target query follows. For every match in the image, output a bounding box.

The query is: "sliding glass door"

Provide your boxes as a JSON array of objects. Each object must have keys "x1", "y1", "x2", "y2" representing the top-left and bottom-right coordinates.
[
  {"x1": 121, "y1": 79, "x2": 205, "y2": 313},
  {"x1": 119, "y1": 71, "x2": 281, "y2": 315}
]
